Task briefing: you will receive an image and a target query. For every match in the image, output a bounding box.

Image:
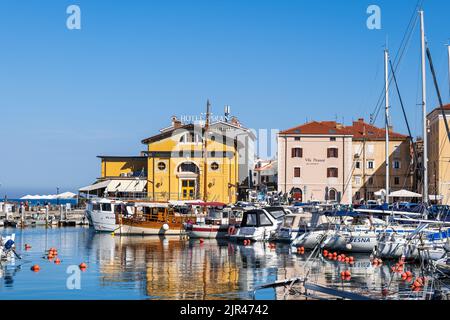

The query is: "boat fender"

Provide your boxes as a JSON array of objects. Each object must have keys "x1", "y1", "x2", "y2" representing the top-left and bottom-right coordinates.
[
  {"x1": 228, "y1": 226, "x2": 236, "y2": 235},
  {"x1": 163, "y1": 223, "x2": 170, "y2": 231}
]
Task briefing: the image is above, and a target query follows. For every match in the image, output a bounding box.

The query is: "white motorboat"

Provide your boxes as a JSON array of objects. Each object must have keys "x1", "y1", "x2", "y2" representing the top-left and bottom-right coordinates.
[
  {"x1": 0, "y1": 234, "x2": 16, "y2": 262},
  {"x1": 229, "y1": 207, "x2": 287, "y2": 242},
  {"x1": 189, "y1": 208, "x2": 243, "y2": 239}
]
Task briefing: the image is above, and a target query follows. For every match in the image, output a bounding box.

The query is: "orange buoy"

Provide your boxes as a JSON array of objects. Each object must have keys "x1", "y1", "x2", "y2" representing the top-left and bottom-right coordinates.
[
  {"x1": 54, "y1": 258, "x2": 61, "y2": 264},
  {"x1": 333, "y1": 252, "x2": 338, "y2": 257},
  {"x1": 345, "y1": 257, "x2": 350, "y2": 263},
  {"x1": 24, "y1": 244, "x2": 32, "y2": 250},
  {"x1": 79, "y1": 262, "x2": 87, "y2": 270},
  {"x1": 199, "y1": 238, "x2": 204, "y2": 243},
  {"x1": 323, "y1": 250, "x2": 329, "y2": 256},
  {"x1": 328, "y1": 253, "x2": 333, "y2": 259},
  {"x1": 31, "y1": 265, "x2": 40, "y2": 272},
  {"x1": 401, "y1": 273, "x2": 408, "y2": 280},
  {"x1": 349, "y1": 256, "x2": 354, "y2": 261},
  {"x1": 406, "y1": 271, "x2": 413, "y2": 278},
  {"x1": 344, "y1": 270, "x2": 351, "y2": 277}
]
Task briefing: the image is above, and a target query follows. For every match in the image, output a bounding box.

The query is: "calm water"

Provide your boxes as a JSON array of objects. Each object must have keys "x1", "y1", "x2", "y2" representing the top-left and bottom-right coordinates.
[{"x1": 0, "y1": 227, "x2": 442, "y2": 300}]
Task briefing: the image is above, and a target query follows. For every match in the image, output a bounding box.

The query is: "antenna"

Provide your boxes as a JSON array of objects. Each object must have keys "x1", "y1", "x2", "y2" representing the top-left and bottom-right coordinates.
[{"x1": 224, "y1": 105, "x2": 231, "y2": 122}]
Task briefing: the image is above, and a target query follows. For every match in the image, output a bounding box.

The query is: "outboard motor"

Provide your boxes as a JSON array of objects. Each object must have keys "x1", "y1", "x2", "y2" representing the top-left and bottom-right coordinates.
[{"x1": 4, "y1": 239, "x2": 14, "y2": 251}]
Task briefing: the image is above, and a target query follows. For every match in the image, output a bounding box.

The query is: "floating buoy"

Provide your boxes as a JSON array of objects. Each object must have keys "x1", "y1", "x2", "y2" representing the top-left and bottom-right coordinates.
[
  {"x1": 323, "y1": 250, "x2": 329, "y2": 256},
  {"x1": 24, "y1": 244, "x2": 32, "y2": 250},
  {"x1": 344, "y1": 270, "x2": 351, "y2": 277},
  {"x1": 406, "y1": 271, "x2": 413, "y2": 278},
  {"x1": 54, "y1": 258, "x2": 61, "y2": 264},
  {"x1": 401, "y1": 273, "x2": 408, "y2": 280},
  {"x1": 328, "y1": 253, "x2": 333, "y2": 259},
  {"x1": 345, "y1": 257, "x2": 350, "y2": 264},
  {"x1": 31, "y1": 265, "x2": 40, "y2": 272},
  {"x1": 333, "y1": 252, "x2": 338, "y2": 257},
  {"x1": 199, "y1": 238, "x2": 204, "y2": 244},
  {"x1": 79, "y1": 262, "x2": 87, "y2": 270}
]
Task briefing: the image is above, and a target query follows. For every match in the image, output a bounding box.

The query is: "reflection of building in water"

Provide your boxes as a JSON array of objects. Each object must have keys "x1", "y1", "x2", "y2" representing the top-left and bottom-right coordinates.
[
  {"x1": 91, "y1": 235, "x2": 241, "y2": 299},
  {"x1": 145, "y1": 240, "x2": 241, "y2": 299}
]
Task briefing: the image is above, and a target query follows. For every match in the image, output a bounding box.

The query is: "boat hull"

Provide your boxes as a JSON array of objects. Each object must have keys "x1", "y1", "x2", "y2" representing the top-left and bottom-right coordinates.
[{"x1": 189, "y1": 224, "x2": 230, "y2": 239}]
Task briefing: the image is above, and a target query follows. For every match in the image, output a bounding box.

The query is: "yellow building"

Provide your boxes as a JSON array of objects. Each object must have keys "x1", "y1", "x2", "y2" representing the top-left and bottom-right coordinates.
[
  {"x1": 428, "y1": 104, "x2": 450, "y2": 204},
  {"x1": 142, "y1": 118, "x2": 240, "y2": 203},
  {"x1": 79, "y1": 114, "x2": 255, "y2": 204}
]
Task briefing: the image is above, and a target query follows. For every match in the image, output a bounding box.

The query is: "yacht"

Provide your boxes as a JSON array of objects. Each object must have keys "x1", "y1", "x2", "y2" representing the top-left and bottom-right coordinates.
[{"x1": 229, "y1": 206, "x2": 287, "y2": 242}]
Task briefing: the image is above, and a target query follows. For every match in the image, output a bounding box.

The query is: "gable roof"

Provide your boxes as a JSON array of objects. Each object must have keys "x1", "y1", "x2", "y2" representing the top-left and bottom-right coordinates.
[
  {"x1": 344, "y1": 119, "x2": 408, "y2": 140},
  {"x1": 279, "y1": 121, "x2": 349, "y2": 135}
]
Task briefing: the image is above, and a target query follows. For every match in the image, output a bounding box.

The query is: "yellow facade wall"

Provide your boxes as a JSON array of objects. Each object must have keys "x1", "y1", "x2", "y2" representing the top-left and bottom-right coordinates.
[
  {"x1": 101, "y1": 158, "x2": 147, "y2": 178},
  {"x1": 145, "y1": 131, "x2": 238, "y2": 203}
]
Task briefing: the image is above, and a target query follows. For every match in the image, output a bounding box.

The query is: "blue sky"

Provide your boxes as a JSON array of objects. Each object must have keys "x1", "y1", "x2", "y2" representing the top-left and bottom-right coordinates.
[{"x1": 1, "y1": 0, "x2": 450, "y2": 197}]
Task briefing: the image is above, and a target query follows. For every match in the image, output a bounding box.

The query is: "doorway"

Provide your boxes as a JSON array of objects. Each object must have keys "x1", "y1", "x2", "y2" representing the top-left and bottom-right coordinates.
[{"x1": 181, "y1": 180, "x2": 196, "y2": 200}]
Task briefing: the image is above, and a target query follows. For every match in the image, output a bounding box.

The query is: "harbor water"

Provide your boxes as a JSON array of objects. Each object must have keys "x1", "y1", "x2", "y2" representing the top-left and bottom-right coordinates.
[{"x1": 0, "y1": 227, "x2": 446, "y2": 300}]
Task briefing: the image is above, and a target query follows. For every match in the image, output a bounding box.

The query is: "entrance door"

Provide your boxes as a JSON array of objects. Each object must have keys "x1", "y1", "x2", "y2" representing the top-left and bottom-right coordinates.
[{"x1": 181, "y1": 180, "x2": 196, "y2": 200}]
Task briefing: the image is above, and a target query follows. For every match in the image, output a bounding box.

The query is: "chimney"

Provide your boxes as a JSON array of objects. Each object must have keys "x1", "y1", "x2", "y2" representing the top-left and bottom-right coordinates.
[
  {"x1": 230, "y1": 116, "x2": 241, "y2": 127},
  {"x1": 171, "y1": 116, "x2": 182, "y2": 128},
  {"x1": 358, "y1": 118, "x2": 364, "y2": 122}
]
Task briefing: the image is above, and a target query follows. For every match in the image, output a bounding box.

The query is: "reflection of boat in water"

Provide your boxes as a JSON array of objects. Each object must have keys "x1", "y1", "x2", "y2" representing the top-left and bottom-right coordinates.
[{"x1": 86, "y1": 198, "x2": 192, "y2": 236}]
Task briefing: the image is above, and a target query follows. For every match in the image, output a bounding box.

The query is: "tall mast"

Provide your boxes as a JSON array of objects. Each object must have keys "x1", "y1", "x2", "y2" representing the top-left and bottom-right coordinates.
[
  {"x1": 203, "y1": 99, "x2": 211, "y2": 202},
  {"x1": 420, "y1": 10, "x2": 428, "y2": 204},
  {"x1": 384, "y1": 49, "x2": 390, "y2": 204}
]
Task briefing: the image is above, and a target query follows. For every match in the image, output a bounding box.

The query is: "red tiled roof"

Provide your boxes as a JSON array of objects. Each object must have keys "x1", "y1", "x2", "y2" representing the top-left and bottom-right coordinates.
[
  {"x1": 279, "y1": 121, "x2": 348, "y2": 135},
  {"x1": 343, "y1": 119, "x2": 407, "y2": 140},
  {"x1": 279, "y1": 119, "x2": 408, "y2": 141}
]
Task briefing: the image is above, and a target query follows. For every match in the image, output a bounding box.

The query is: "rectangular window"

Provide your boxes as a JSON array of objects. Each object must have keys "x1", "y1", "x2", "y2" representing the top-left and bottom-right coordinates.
[
  {"x1": 393, "y1": 161, "x2": 401, "y2": 169},
  {"x1": 355, "y1": 161, "x2": 361, "y2": 169},
  {"x1": 368, "y1": 177, "x2": 374, "y2": 185},
  {"x1": 367, "y1": 161, "x2": 374, "y2": 169},
  {"x1": 294, "y1": 167, "x2": 301, "y2": 178},
  {"x1": 327, "y1": 168, "x2": 338, "y2": 178},
  {"x1": 330, "y1": 137, "x2": 336, "y2": 141},
  {"x1": 394, "y1": 177, "x2": 400, "y2": 185},
  {"x1": 294, "y1": 137, "x2": 301, "y2": 141},
  {"x1": 354, "y1": 176, "x2": 361, "y2": 185},
  {"x1": 291, "y1": 148, "x2": 303, "y2": 158},
  {"x1": 327, "y1": 148, "x2": 338, "y2": 158}
]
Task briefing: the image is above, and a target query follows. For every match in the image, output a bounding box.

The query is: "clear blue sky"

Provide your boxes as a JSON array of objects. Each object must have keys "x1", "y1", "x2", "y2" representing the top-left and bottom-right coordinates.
[{"x1": 1, "y1": 0, "x2": 450, "y2": 197}]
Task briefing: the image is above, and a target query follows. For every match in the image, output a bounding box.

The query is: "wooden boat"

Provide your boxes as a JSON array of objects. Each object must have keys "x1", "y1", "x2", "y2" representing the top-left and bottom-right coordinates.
[{"x1": 87, "y1": 198, "x2": 194, "y2": 236}]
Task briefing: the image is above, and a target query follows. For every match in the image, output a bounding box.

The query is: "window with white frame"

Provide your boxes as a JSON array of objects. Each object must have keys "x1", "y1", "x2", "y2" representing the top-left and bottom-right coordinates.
[{"x1": 367, "y1": 160, "x2": 374, "y2": 170}]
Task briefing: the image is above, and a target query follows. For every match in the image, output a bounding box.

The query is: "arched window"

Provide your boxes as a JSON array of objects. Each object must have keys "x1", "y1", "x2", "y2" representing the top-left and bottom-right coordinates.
[
  {"x1": 328, "y1": 189, "x2": 337, "y2": 201},
  {"x1": 179, "y1": 132, "x2": 203, "y2": 144},
  {"x1": 178, "y1": 162, "x2": 200, "y2": 174}
]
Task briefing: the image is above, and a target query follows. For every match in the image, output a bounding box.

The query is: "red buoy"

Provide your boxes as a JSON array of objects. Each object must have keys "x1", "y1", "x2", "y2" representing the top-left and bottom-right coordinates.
[{"x1": 31, "y1": 265, "x2": 40, "y2": 272}]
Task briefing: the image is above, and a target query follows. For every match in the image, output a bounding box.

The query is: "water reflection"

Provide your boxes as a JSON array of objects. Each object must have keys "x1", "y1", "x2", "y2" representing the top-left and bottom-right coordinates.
[{"x1": 0, "y1": 228, "x2": 447, "y2": 300}]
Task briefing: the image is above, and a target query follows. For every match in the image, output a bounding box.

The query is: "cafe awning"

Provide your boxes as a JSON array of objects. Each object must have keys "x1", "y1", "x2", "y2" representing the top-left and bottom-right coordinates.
[
  {"x1": 389, "y1": 190, "x2": 422, "y2": 198},
  {"x1": 79, "y1": 180, "x2": 147, "y2": 193},
  {"x1": 106, "y1": 180, "x2": 147, "y2": 193}
]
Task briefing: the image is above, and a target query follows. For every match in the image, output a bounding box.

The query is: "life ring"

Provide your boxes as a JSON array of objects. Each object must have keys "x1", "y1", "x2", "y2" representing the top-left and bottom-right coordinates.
[{"x1": 228, "y1": 226, "x2": 236, "y2": 235}]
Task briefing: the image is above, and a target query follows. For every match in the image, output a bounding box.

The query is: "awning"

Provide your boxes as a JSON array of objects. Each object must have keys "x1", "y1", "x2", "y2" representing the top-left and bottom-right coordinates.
[
  {"x1": 79, "y1": 180, "x2": 147, "y2": 193},
  {"x1": 106, "y1": 180, "x2": 147, "y2": 192},
  {"x1": 389, "y1": 190, "x2": 422, "y2": 198},
  {"x1": 79, "y1": 180, "x2": 111, "y2": 193}
]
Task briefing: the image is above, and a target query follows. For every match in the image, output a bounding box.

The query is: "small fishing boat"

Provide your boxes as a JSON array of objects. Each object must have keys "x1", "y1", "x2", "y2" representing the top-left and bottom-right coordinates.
[
  {"x1": 229, "y1": 206, "x2": 287, "y2": 242},
  {"x1": 0, "y1": 234, "x2": 16, "y2": 262},
  {"x1": 189, "y1": 207, "x2": 242, "y2": 239}
]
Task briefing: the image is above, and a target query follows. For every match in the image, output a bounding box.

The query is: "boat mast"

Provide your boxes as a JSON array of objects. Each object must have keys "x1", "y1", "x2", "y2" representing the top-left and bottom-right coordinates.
[
  {"x1": 384, "y1": 48, "x2": 390, "y2": 204},
  {"x1": 420, "y1": 10, "x2": 428, "y2": 204},
  {"x1": 203, "y1": 100, "x2": 211, "y2": 202}
]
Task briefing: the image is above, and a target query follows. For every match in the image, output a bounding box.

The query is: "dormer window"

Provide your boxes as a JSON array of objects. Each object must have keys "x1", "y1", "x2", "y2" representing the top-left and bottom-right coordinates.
[{"x1": 179, "y1": 132, "x2": 203, "y2": 144}]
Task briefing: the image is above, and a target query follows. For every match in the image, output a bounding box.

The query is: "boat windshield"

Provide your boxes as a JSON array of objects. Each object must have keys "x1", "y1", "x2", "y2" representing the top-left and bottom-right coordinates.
[
  {"x1": 242, "y1": 211, "x2": 258, "y2": 227},
  {"x1": 265, "y1": 207, "x2": 286, "y2": 220},
  {"x1": 208, "y1": 210, "x2": 223, "y2": 220},
  {"x1": 283, "y1": 216, "x2": 295, "y2": 228}
]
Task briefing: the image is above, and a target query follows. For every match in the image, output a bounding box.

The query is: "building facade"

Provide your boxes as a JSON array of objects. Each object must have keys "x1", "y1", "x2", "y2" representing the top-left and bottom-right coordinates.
[
  {"x1": 427, "y1": 104, "x2": 450, "y2": 204},
  {"x1": 277, "y1": 121, "x2": 354, "y2": 204},
  {"x1": 277, "y1": 119, "x2": 413, "y2": 204}
]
